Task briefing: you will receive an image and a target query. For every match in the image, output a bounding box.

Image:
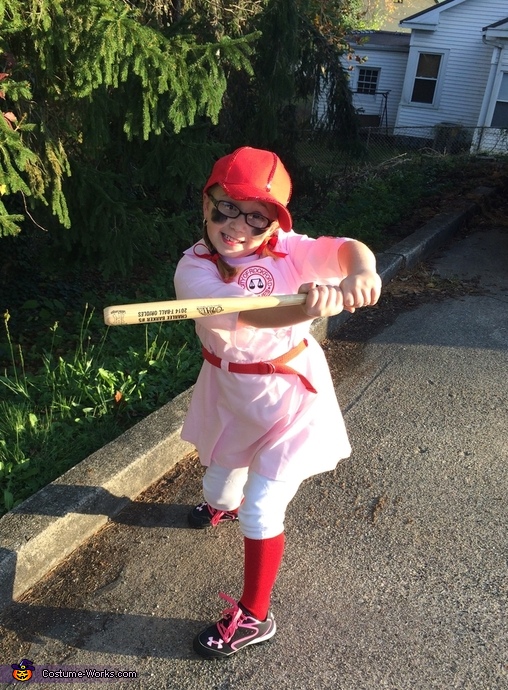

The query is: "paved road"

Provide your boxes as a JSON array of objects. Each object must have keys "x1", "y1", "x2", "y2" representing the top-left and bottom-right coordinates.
[{"x1": 0, "y1": 224, "x2": 507, "y2": 689}]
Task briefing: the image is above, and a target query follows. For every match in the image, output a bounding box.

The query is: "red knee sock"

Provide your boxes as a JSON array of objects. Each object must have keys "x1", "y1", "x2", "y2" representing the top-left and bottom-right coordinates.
[{"x1": 239, "y1": 533, "x2": 285, "y2": 622}]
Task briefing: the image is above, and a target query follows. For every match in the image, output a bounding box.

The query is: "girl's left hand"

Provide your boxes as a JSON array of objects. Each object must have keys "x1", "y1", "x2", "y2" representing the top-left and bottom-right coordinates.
[
  {"x1": 339, "y1": 270, "x2": 382, "y2": 313},
  {"x1": 298, "y1": 283, "x2": 346, "y2": 318}
]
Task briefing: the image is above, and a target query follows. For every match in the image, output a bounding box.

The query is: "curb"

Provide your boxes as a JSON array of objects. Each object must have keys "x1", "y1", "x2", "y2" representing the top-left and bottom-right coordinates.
[{"x1": 0, "y1": 186, "x2": 495, "y2": 612}]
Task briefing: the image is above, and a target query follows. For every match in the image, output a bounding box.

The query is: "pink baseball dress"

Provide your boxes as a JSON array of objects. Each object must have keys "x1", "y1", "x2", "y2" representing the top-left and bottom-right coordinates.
[{"x1": 173, "y1": 230, "x2": 352, "y2": 483}]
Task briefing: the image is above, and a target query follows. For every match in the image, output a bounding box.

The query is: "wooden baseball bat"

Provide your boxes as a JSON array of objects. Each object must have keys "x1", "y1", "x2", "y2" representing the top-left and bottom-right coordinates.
[{"x1": 103, "y1": 294, "x2": 307, "y2": 326}]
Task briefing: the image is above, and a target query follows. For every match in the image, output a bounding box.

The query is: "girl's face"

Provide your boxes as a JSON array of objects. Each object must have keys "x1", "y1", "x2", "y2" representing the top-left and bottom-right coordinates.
[{"x1": 203, "y1": 186, "x2": 279, "y2": 259}]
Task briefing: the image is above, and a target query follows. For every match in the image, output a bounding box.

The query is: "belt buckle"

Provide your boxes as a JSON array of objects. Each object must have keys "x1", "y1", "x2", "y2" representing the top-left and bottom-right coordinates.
[{"x1": 259, "y1": 362, "x2": 276, "y2": 374}]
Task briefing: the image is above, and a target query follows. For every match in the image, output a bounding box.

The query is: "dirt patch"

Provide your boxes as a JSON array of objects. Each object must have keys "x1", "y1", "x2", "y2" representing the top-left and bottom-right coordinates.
[{"x1": 373, "y1": 156, "x2": 508, "y2": 243}]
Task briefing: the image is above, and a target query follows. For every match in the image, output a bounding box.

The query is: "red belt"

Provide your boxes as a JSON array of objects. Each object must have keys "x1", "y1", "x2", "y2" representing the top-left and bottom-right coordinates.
[{"x1": 202, "y1": 339, "x2": 317, "y2": 393}]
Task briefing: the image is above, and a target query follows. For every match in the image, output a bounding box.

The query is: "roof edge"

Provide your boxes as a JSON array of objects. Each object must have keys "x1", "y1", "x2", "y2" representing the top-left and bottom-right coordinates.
[{"x1": 400, "y1": 0, "x2": 468, "y2": 29}]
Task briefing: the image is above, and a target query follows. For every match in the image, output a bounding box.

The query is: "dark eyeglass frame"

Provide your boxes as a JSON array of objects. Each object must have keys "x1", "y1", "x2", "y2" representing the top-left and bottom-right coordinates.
[{"x1": 208, "y1": 193, "x2": 274, "y2": 235}]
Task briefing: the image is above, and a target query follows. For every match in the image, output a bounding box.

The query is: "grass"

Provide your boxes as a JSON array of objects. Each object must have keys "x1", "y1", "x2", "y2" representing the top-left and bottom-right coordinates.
[
  {"x1": 0, "y1": 278, "x2": 201, "y2": 515},
  {"x1": 0, "y1": 152, "x2": 496, "y2": 516}
]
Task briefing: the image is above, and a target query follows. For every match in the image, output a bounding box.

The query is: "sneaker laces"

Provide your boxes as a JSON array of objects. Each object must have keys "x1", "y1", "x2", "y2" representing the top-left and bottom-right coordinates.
[
  {"x1": 209, "y1": 506, "x2": 228, "y2": 527},
  {"x1": 206, "y1": 504, "x2": 238, "y2": 527},
  {"x1": 216, "y1": 593, "x2": 246, "y2": 643}
]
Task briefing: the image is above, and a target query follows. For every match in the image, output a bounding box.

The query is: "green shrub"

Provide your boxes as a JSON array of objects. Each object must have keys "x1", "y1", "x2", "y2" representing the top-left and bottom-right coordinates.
[{"x1": 294, "y1": 155, "x2": 456, "y2": 247}]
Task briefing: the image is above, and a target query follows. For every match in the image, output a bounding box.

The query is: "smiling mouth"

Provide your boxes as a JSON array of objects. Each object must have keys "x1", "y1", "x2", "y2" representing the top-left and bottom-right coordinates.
[{"x1": 221, "y1": 232, "x2": 244, "y2": 245}]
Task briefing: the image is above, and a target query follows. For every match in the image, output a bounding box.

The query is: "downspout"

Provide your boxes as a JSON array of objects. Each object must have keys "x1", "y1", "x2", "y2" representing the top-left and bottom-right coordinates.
[{"x1": 476, "y1": 37, "x2": 503, "y2": 151}]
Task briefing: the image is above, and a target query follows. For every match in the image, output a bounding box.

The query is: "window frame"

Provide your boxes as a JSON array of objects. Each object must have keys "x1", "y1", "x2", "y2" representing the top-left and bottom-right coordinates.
[
  {"x1": 403, "y1": 48, "x2": 448, "y2": 109},
  {"x1": 490, "y1": 71, "x2": 508, "y2": 128},
  {"x1": 356, "y1": 67, "x2": 380, "y2": 96}
]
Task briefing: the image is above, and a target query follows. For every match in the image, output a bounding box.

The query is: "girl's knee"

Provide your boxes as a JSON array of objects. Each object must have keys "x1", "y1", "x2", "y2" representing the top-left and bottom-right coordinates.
[
  {"x1": 238, "y1": 471, "x2": 302, "y2": 540},
  {"x1": 238, "y1": 504, "x2": 285, "y2": 540},
  {"x1": 202, "y1": 464, "x2": 247, "y2": 511}
]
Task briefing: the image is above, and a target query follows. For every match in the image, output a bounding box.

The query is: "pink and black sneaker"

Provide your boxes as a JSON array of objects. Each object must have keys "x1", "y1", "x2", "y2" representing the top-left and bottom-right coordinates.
[
  {"x1": 193, "y1": 593, "x2": 276, "y2": 659},
  {"x1": 188, "y1": 502, "x2": 239, "y2": 529}
]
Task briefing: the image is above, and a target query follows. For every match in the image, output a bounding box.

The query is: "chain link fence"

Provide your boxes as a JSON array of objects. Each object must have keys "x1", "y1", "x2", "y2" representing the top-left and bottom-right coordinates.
[{"x1": 292, "y1": 125, "x2": 508, "y2": 182}]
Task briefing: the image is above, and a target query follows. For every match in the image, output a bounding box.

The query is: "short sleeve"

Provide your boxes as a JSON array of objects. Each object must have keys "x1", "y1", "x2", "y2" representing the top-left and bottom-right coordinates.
[{"x1": 279, "y1": 232, "x2": 351, "y2": 283}]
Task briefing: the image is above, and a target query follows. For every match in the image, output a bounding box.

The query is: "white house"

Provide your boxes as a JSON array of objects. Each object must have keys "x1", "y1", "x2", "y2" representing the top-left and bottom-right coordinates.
[
  {"x1": 342, "y1": 0, "x2": 508, "y2": 153},
  {"x1": 342, "y1": 31, "x2": 410, "y2": 130}
]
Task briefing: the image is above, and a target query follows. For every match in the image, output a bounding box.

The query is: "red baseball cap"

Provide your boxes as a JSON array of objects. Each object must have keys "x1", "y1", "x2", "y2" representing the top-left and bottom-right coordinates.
[{"x1": 204, "y1": 147, "x2": 293, "y2": 231}]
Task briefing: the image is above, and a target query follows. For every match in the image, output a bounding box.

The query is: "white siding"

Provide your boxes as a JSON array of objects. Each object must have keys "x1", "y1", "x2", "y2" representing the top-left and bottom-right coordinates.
[
  {"x1": 396, "y1": 0, "x2": 508, "y2": 130},
  {"x1": 342, "y1": 50, "x2": 408, "y2": 128}
]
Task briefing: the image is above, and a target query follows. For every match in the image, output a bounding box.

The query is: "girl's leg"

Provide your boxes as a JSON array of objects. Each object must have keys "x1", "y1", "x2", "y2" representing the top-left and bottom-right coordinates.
[
  {"x1": 193, "y1": 470, "x2": 303, "y2": 658},
  {"x1": 203, "y1": 463, "x2": 248, "y2": 510},
  {"x1": 188, "y1": 463, "x2": 248, "y2": 528},
  {"x1": 238, "y1": 471, "x2": 303, "y2": 621}
]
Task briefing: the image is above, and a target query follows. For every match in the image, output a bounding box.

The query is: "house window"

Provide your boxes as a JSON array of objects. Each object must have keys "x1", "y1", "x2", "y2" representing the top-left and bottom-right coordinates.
[
  {"x1": 411, "y1": 53, "x2": 442, "y2": 104},
  {"x1": 357, "y1": 68, "x2": 380, "y2": 95},
  {"x1": 491, "y1": 73, "x2": 508, "y2": 128}
]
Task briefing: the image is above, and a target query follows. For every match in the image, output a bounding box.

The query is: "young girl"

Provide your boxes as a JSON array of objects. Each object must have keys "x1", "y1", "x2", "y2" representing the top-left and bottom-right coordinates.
[{"x1": 174, "y1": 147, "x2": 382, "y2": 659}]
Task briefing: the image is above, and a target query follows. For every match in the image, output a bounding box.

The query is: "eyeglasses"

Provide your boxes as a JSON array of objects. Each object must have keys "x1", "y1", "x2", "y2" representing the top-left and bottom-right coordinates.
[{"x1": 208, "y1": 193, "x2": 274, "y2": 235}]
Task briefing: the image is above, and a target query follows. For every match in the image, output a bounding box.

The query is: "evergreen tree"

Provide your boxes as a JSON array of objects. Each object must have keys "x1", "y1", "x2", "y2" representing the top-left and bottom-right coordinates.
[
  {"x1": 1, "y1": 0, "x2": 367, "y2": 274},
  {"x1": 218, "y1": 0, "x2": 362, "y2": 154},
  {"x1": 0, "y1": 0, "x2": 257, "y2": 273}
]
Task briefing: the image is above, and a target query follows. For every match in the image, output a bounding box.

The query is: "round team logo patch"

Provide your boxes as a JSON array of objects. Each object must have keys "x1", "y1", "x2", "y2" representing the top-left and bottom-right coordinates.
[{"x1": 238, "y1": 266, "x2": 274, "y2": 296}]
